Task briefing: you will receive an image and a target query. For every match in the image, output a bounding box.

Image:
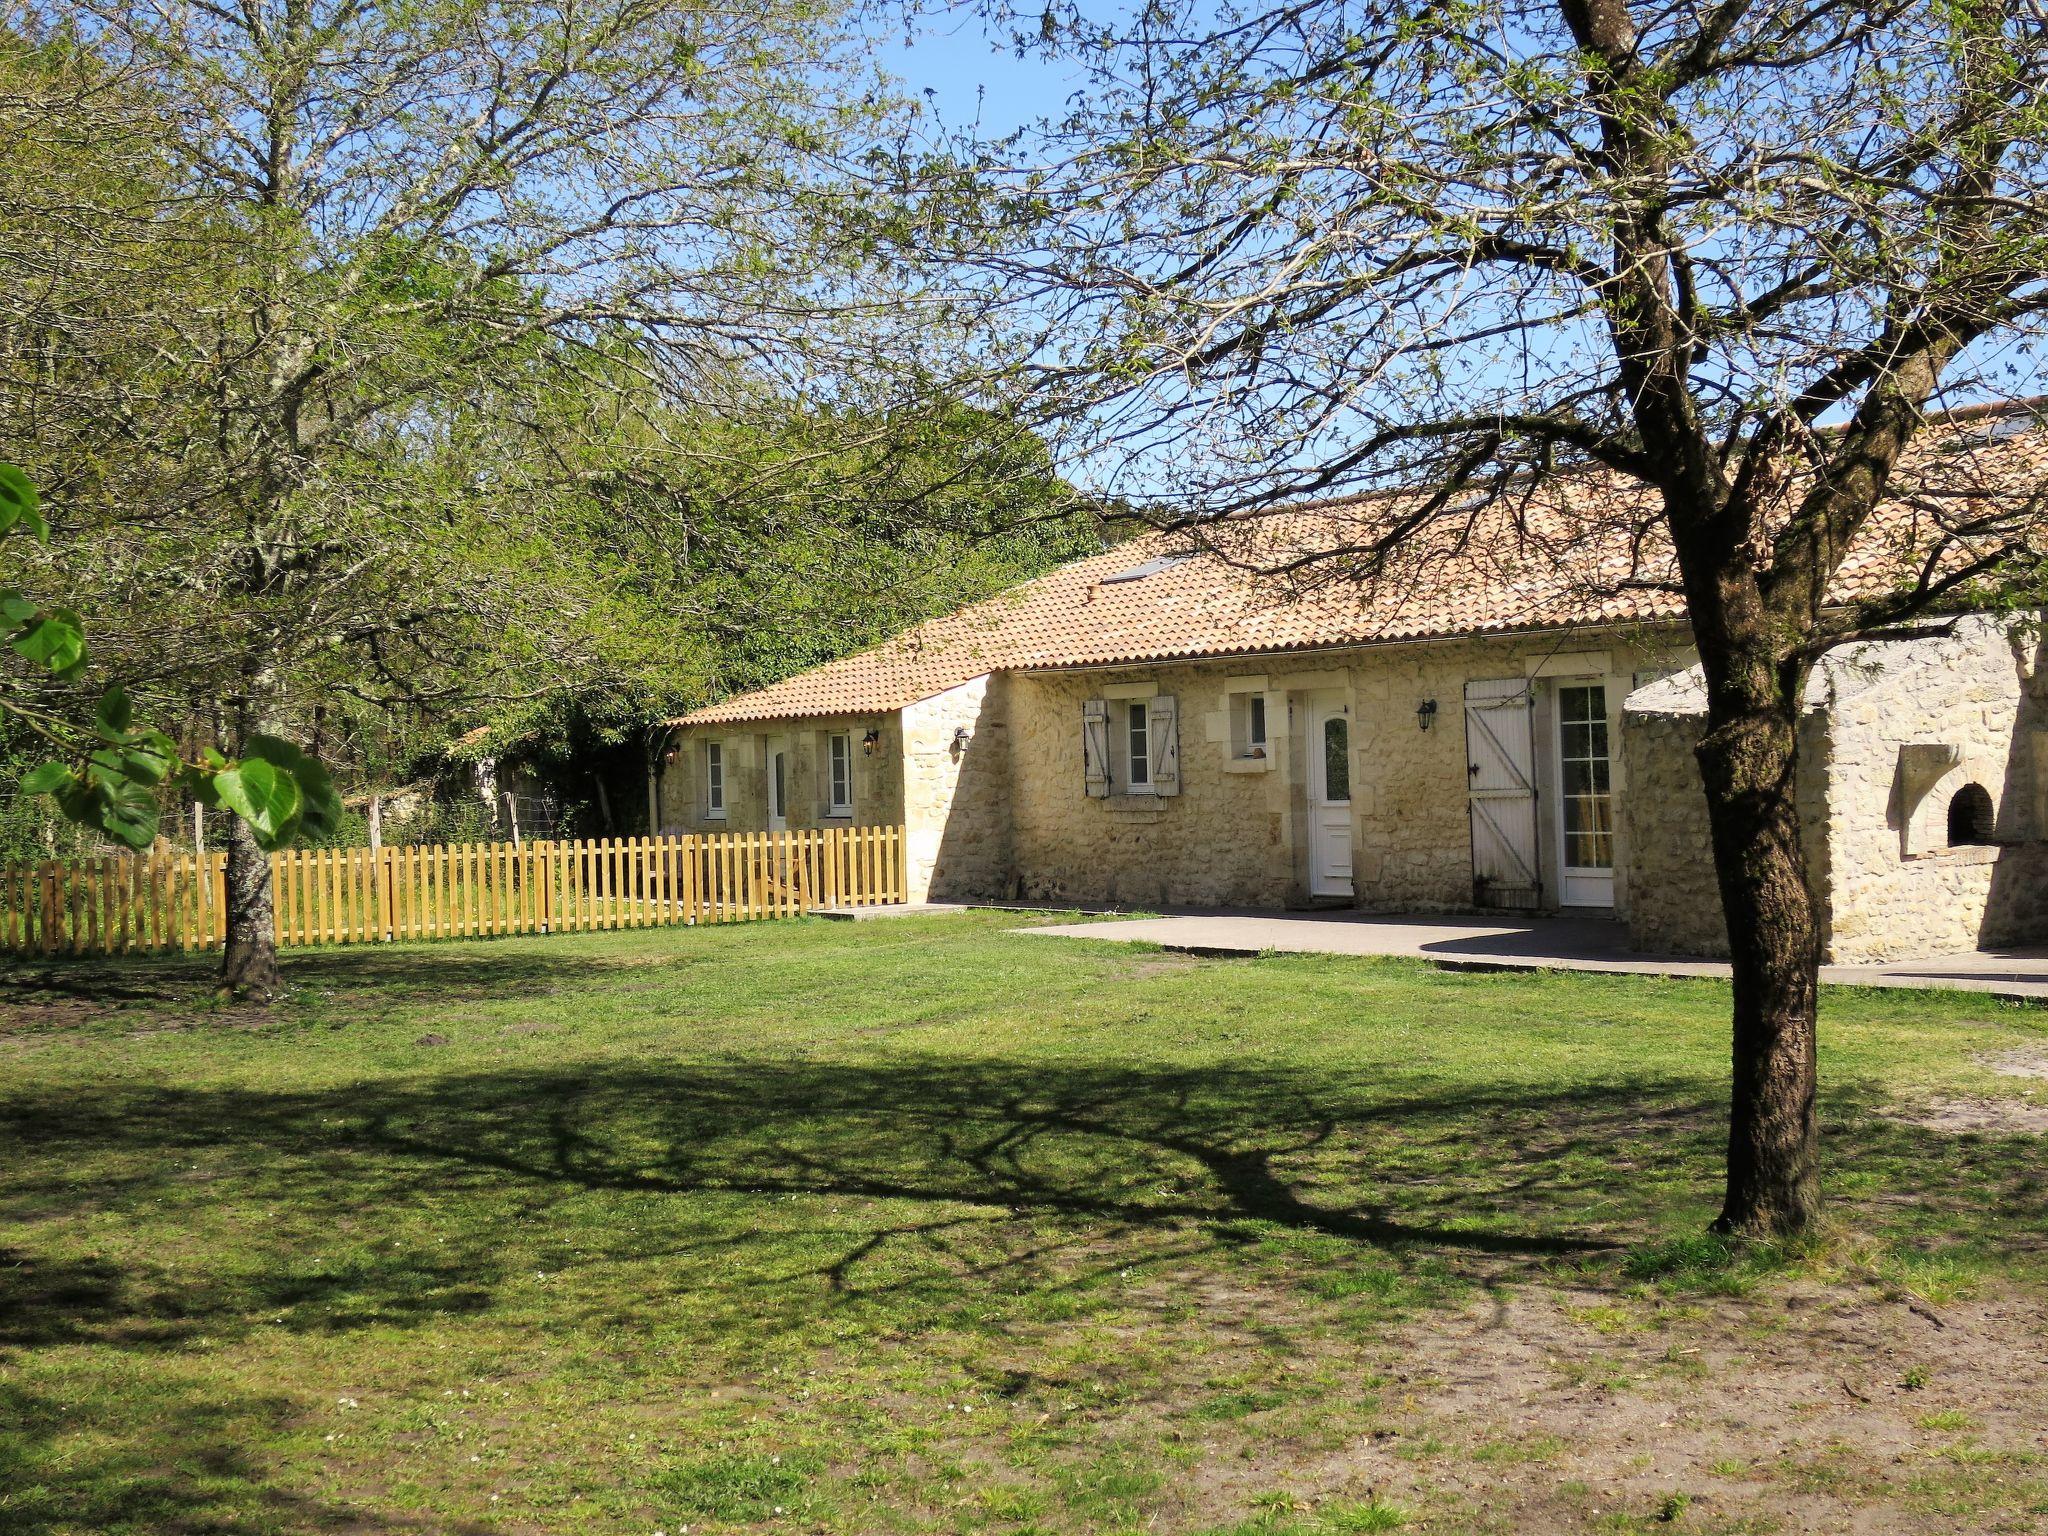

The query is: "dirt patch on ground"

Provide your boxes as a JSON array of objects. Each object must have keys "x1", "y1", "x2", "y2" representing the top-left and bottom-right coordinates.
[
  {"x1": 1122, "y1": 952, "x2": 1236, "y2": 979},
  {"x1": 1181, "y1": 1281, "x2": 2048, "y2": 1533},
  {"x1": 1982, "y1": 1043, "x2": 2048, "y2": 1082},
  {"x1": 1890, "y1": 1095, "x2": 2048, "y2": 1135}
]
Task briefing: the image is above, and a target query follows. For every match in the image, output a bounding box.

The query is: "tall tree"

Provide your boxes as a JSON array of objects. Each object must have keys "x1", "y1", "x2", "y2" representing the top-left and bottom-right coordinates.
[
  {"x1": 962, "y1": 0, "x2": 2048, "y2": 1234},
  {"x1": 1, "y1": 0, "x2": 952, "y2": 997}
]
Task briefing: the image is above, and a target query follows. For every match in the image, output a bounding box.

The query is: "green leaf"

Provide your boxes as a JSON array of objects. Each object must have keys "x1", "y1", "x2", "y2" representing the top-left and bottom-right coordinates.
[
  {"x1": 120, "y1": 746, "x2": 176, "y2": 787},
  {"x1": 11, "y1": 608, "x2": 86, "y2": 677},
  {"x1": 20, "y1": 761, "x2": 72, "y2": 796},
  {"x1": 0, "y1": 463, "x2": 44, "y2": 541},
  {"x1": 180, "y1": 764, "x2": 224, "y2": 810},
  {"x1": 95, "y1": 780, "x2": 159, "y2": 850},
  {"x1": 0, "y1": 589, "x2": 35, "y2": 630},
  {"x1": 292, "y1": 753, "x2": 342, "y2": 843},
  {"x1": 242, "y1": 733, "x2": 307, "y2": 770},
  {"x1": 213, "y1": 756, "x2": 301, "y2": 848},
  {"x1": 85, "y1": 749, "x2": 129, "y2": 790},
  {"x1": 95, "y1": 684, "x2": 133, "y2": 742}
]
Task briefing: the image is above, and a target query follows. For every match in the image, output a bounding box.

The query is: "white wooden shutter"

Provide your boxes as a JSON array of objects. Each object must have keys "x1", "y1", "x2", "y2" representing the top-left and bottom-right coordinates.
[
  {"x1": 1148, "y1": 695, "x2": 1180, "y2": 795},
  {"x1": 1082, "y1": 699, "x2": 1110, "y2": 797},
  {"x1": 1464, "y1": 677, "x2": 1541, "y2": 908}
]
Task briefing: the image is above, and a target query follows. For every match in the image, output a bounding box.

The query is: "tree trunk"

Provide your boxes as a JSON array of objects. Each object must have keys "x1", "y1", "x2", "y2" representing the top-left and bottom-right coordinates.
[
  {"x1": 219, "y1": 808, "x2": 280, "y2": 1000},
  {"x1": 219, "y1": 677, "x2": 283, "y2": 1001},
  {"x1": 1693, "y1": 691, "x2": 1822, "y2": 1238}
]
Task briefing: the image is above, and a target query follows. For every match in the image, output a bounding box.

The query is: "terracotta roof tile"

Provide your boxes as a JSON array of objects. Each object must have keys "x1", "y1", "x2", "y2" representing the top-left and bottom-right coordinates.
[{"x1": 673, "y1": 420, "x2": 2048, "y2": 727}]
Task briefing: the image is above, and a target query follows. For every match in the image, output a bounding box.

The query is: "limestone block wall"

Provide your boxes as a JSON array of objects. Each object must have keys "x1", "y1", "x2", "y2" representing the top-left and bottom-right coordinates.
[
  {"x1": 655, "y1": 715, "x2": 905, "y2": 836},
  {"x1": 1616, "y1": 707, "x2": 1829, "y2": 958},
  {"x1": 1820, "y1": 617, "x2": 2048, "y2": 962},
  {"x1": 1006, "y1": 632, "x2": 1665, "y2": 913},
  {"x1": 1007, "y1": 662, "x2": 1294, "y2": 908},
  {"x1": 902, "y1": 675, "x2": 1013, "y2": 902},
  {"x1": 1621, "y1": 614, "x2": 2048, "y2": 963}
]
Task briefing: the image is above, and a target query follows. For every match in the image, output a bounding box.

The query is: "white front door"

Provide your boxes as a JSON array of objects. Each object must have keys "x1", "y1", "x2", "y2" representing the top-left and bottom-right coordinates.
[
  {"x1": 1464, "y1": 678, "x2": 1541, "y2": 908},
  {"x1": 1307, "y1": 692, "x2": 1354, "y2": 899},
  {"x1": 1554, "y1": 682, "x2": 1615, "y2": 907},
  {"x1": 767, "y1": 738, "x2": 789, "y2": 831}
]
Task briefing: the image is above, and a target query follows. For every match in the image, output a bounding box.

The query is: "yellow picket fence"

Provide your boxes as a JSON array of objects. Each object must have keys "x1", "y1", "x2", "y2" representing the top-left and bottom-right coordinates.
[{"x1": 0, "y1": 827, "x2": 907, "y2": 957}]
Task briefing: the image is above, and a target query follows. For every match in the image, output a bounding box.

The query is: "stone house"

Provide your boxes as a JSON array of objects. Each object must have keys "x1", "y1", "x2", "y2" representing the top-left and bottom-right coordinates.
[{"x1": 652, "y1": 427, "x2": 2048, "y2": 964}]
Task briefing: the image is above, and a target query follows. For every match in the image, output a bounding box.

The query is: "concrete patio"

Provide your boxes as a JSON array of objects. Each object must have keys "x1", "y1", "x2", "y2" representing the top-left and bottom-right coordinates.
[{"x1": 1015, "y1": 909, "x2": 2048, "y2": 1002}]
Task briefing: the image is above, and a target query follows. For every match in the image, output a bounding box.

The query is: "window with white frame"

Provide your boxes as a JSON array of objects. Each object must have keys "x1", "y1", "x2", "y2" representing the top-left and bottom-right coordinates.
[
  {"x1": 828, "y1": 732, "x2": 853, "y2": 814},
  {"x1": 1125, "y1": 699, "x2": 1152, "y2": 790},
  {"x1": 704, "y1": 739, "x2": 726, "y2": 818},
  {"x1": 1231, "y1": 691, "x2": 1269, "y2": 759}
]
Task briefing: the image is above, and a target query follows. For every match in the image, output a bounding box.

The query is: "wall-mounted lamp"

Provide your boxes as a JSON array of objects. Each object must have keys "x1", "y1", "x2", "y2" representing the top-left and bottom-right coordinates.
[
  {"x1": 1416, "y1": 698, "x2": 1439, "y2": 731},
  {"x1": 861, "y1": 728, "x2": 881, "y2": 757},
  {"x1": 951, "y1": 726, "x2": 971, "y2": 754}
]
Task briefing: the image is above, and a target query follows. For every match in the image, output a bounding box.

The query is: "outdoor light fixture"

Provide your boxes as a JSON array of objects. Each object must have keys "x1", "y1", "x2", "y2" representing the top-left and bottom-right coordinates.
[
  {"x1": 861, "y1": 728, "x2": 880, "y2": 756},
  {"x1": 1416, "y1": 698, "x2": 1438, "y2": 731},
  {"x1": 951, "y1": 726, "x2": 971, "y2": 753}
]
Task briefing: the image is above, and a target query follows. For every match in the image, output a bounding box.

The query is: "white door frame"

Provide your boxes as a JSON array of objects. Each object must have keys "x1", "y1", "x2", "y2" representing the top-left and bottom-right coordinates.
[
  {"x1": 1552, "y1": 680, "x2": 1614, "y2": 907},
  {"x1": 766, "y1": 736, "x2": 789, "y2": 831},
  {"x1": 1306, "y1": 691, "x2": 1354, "y2": 899}
]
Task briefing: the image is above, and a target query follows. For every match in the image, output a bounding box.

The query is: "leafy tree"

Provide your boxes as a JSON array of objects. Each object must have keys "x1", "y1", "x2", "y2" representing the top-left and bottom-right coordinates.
[
  {"x1": 0, "y1": 0, "x2": 970, "y2": 998},
  {"x1": 2, "y1": 464, "x2": 339, "y2": 860},
  {"x1": 965, "y1": 0, "x2": 2048, "y2": 1235}
]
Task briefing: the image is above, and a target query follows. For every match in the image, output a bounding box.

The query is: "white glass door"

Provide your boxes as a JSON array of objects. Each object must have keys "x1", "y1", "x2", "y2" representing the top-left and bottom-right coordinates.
[
  {"x1": 1554, "y1": 683, "x2": 1614, "y2": 906},
  {"x1": 1308, "y1": 692, "x2": 1354, "y2": 899}
]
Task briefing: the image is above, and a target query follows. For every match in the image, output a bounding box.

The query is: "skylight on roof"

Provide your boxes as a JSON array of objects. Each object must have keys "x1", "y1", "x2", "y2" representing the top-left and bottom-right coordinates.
[
  {"x1": 1943, "y1": 411, "x2": 2041, "y2": 449},
  {"x1": 1100, "y1": 554, "x2": 1193, "y2": 584}
]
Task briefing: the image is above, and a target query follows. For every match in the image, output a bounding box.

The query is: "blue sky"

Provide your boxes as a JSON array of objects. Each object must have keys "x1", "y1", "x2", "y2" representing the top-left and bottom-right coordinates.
[{"x1": 878, "y1": 9, "x2": 1080, "y2": 137}]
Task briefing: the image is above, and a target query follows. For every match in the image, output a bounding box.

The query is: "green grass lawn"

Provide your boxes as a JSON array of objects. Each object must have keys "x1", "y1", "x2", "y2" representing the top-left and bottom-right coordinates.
[{"x1": 3, "y1": 912, "x2": 2045, "y2": 1535}]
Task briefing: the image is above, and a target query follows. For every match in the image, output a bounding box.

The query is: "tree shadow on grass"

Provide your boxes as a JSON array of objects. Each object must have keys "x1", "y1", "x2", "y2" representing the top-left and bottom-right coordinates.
[
  {"x1": 0, "y1": 939, "x2": 697, "y2": 1018},
  {"x1": 4, "y1": 1057, "x2": 2042, "y2": 1359},
  {"x1": 3, "y1": 1060, "x2": 2043, "y2": 1536},
  {"x1": 0, "y1": 1375, "x2": 501, "y2": 1536}
]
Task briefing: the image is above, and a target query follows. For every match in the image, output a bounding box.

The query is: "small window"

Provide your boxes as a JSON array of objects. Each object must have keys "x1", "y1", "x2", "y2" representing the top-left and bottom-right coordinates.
[
  {"x1": 1947, "y1": 782, "x2": 1995, "y2": 846},
  {"x1": 1126, "y1": 700, "x2": 1151, "y2": 788},
  {"x1": 828, "y1": 732, "x2": 852, "y2": 814},
  {"x1": 1321, "y1": 714, "x2": 1350, "y2": 802},
  {"x1": 1232, "y1": 691, "x2": 1269, "y2": 759},
  {"x1": 704, "y1": 740, "x2": 725, "y2": 818}
]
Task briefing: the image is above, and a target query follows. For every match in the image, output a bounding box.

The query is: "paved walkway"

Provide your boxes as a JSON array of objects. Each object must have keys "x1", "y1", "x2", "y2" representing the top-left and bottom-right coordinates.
[{"x1": 1016, "y1": 910, "x2": 2048, "y2": 1001}]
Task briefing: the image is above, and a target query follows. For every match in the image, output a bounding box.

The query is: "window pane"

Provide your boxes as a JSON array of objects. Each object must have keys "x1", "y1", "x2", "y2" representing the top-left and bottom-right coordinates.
[
  {"x1": 1128, "y1": 702, "x2": 1149, "y2": 785},
  {"x1": 1248, "y1": 694, "x2": 1266, "y2": 747},
  {"x1": 1558, "y1": 685, "x2": 1612, "y2": 871},
  {"x1": 1323, "y1": 717, "x2": 1350, "y2": 802}
]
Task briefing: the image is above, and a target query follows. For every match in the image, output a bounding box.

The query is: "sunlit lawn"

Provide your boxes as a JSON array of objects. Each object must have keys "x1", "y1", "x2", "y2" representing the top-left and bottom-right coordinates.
[{"x1": 2, "y1": 910, "x2": 2044, "y2": 1534}]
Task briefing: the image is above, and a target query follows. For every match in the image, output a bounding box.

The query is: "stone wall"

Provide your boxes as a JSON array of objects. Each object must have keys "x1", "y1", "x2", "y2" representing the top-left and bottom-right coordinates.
[
  {"x1": 1820, "y1": 617, "x2": 2048, "y2": 962},
  {"x1": 1616, "y1": 703, "x2": 1829, "y2": 958},
  {"x1": 1621, "y1": 614, "x2": 2048, "y2": 963},
  {"x1": 1007, "y1": 662, "x2": 1294, "y2": 908},
  {"x1": 902, "y1": 675, "x2": 1013, "y2": 902},
  {"x1": 655, "y1": 714, "x2": 905, "y2": 836},
  {"x1": 1005, "y1": 632, "x2": 1666, "y2": 912}
]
